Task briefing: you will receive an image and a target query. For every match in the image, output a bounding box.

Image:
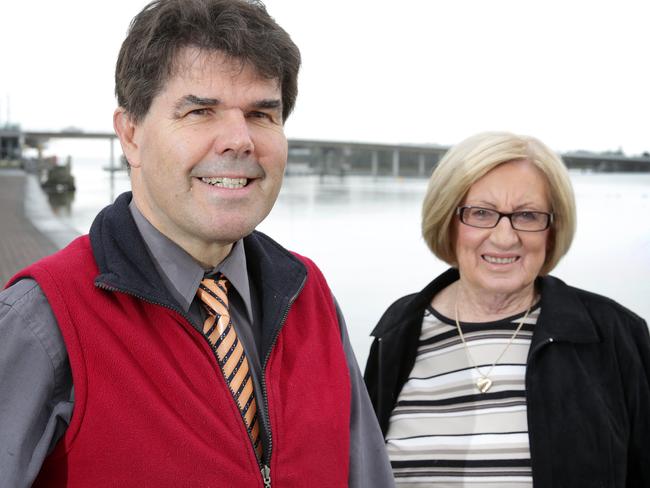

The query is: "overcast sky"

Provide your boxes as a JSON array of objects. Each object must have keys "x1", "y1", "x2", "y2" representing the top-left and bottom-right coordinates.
[{"x1": 1, "y1": 0, "x2": 648, "y2": 155}]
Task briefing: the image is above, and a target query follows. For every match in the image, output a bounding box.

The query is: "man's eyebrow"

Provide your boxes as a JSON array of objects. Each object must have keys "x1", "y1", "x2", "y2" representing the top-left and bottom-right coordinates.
[
  {"x1": 172, "y1": 95, "x2": 282, "y2": 115},
  {"x1": 173, "y1": 94, "x2": 219, "y2": 112},
  {"x1": 252, "y1": 99, "x2": 282, "y2": 111}
]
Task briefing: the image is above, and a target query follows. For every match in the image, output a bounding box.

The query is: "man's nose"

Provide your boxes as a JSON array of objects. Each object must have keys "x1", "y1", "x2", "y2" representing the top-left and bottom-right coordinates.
[{"x1": 213, "y1": 110, "x2": 254, "y2": 158}]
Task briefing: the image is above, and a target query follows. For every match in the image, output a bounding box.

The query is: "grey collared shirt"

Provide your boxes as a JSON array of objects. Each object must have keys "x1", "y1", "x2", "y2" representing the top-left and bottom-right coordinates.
[
  {"x1": 0, "y1": 204, "x2": 395, "y2": 488},
  {"x1": 129, "y1": 202, "x2": 271, "y2": 447}
]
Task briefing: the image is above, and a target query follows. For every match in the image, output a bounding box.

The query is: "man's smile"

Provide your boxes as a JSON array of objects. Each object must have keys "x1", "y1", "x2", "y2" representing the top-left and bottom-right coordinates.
[{"x1": 199, "y1": 176, "x2": 249, "y2": 189}]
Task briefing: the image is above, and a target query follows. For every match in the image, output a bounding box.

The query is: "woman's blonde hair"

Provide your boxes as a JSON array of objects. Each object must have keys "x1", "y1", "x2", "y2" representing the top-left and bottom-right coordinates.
[{"x1": 422, "y1": 131, "x2": 576, "y2": 275}]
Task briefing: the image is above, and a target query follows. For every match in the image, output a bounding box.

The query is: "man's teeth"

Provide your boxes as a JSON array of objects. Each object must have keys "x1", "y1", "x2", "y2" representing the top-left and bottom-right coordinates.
[
  {"x1": 201, "y1": 177, "x2": 248, "y2": 188},
  {"x1": 483, "y1": 255, "x2": 517, "y2": 264}
]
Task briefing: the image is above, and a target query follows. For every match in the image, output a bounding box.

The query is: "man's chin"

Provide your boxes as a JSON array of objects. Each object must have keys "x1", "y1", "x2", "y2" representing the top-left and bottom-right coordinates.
[
  {"x1": 187, "y1": 208, "x2": 273, "y2": 246},
  {"x1": 199, "y1": 223, "x2": 258, "y2": 246}
]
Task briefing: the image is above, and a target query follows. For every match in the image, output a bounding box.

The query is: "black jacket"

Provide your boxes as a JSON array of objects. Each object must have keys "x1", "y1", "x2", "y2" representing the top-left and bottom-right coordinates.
[{"x1": 364, "y1": 268, "x2": 650, "y2": 487}]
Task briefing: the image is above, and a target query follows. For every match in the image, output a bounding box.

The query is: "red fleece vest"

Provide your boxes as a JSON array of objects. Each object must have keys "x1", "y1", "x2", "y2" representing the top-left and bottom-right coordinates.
[{"x1": 15, "y1": 236, "x2": 350, "y2": 487}]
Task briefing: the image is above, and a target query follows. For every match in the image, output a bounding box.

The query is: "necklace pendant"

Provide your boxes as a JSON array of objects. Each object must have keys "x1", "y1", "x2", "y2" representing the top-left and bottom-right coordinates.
[{"x1": 476, "y1": 376, "x2": 492, "y2": 393}]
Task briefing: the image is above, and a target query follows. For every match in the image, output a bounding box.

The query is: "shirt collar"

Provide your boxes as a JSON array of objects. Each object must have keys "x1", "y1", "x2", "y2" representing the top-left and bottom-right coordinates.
[
  {"x1": 128, "y1": 200, "x2": 253, "y2": 322},
  {"x1": 205, "y1": 239, "x2": 253, "y2": 323}
]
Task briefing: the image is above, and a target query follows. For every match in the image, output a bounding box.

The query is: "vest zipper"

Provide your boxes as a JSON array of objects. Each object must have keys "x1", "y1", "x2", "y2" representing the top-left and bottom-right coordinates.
[
  {"x1": 258, "y1": 274, "x2": 307, "y2": 488},
  {"x1": 95, "y1": 280, "x2": 269, "y2": 484},
  {"x1": 261, "y1": 465, "x2": 271, "y2": 488},
  {"x1": 95, "y1": 282, "x2": 193, "y2": 322}
]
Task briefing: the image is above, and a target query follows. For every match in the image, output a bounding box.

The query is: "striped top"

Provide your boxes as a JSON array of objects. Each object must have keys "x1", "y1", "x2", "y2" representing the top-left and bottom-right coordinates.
[{"x1": 385, "y1": 305, "x2": 540, "y2": 487}]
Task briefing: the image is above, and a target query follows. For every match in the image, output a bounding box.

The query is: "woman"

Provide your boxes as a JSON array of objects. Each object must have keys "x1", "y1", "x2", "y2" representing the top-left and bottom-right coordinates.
[{"x1": 364, "y1": 132, "x2": 650, "y2": 487}]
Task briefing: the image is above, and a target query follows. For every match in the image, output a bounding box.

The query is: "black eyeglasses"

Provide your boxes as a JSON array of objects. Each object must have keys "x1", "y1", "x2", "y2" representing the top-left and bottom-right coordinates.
[{"x1": 456, "y1": 206, "x2": 553, "y2": 232}]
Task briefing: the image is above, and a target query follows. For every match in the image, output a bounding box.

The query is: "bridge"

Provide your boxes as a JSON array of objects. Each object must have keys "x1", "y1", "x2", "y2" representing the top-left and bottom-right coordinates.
[
  {"x1": 0, "y1": 128, "x2": 120, "y2": 170},
  {"x1": 287, "y1": 139, "x2": 447, "y2": 177},
  {"x1": 286, "y1": 139, "x2": 650, "y2": 175},
  {"x1": 1, "y1": 127, "x2": 649, "y2": 175}
]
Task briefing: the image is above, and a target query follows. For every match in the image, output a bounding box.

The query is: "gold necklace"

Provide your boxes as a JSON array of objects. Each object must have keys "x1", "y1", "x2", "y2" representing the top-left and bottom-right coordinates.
[{"x1": 454, "y1": 291, "x2": 533, "y2": 393}]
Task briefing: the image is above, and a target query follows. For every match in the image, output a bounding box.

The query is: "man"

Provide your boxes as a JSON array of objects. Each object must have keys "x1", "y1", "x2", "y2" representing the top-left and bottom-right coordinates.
[{"x1": 0, "y1": 1, "x2": 394, "y2": 486}]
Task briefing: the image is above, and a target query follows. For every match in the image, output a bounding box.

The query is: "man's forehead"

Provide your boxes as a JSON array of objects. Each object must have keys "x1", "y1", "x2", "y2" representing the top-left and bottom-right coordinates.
[{"x1": 169, "y1": 46, "x2": 279, "y2": 89}]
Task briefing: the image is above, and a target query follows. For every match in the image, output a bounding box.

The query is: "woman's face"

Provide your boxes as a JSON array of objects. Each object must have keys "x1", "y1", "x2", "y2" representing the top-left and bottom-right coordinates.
[{"x1": 454, "y1": 159, "x2": 551, "y2": 298}]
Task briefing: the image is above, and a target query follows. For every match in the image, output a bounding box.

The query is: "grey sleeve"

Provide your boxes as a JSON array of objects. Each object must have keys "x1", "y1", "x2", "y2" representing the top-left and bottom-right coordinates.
[
  {"x1": 0, "y1": 279, "x2": 73, "y2": 488},
  {"x1": 333, "y1": 298, "x2": 395, "y2": 488}
]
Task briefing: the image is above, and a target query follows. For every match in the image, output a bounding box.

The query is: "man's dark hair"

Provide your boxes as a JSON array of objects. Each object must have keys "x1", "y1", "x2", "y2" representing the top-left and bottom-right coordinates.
[{"x1": 115, "y1": 0, "x2": 301, "y2": 123}]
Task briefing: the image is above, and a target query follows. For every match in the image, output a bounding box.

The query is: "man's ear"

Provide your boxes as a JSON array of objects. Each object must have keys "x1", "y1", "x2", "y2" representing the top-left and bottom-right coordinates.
[{"x1": 113, "y1": 108, "x2": 142, "y2": 168}]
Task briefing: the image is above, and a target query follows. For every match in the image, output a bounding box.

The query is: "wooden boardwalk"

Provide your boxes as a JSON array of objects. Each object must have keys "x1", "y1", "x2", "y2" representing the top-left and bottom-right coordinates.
[{"x1": 0, "y1": 170, "x2": 60, "y2": 285}]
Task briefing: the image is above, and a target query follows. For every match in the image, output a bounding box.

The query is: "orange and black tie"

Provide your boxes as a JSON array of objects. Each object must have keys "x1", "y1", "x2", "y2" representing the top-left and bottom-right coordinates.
[{"x1": 197, "y1": 275, "x2": 263, "y2": 460}]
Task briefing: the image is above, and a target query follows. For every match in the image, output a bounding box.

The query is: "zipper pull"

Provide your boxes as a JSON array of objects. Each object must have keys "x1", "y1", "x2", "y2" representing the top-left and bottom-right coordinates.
[{"x1": 261, "y1": 464, "x2": 271, "y2": 488}]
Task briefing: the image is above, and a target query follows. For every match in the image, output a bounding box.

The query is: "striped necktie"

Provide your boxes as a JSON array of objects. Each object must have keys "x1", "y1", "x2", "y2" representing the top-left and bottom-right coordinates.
[{"x1": 197, "y1": 275, "x2": 263, "y2": 460}]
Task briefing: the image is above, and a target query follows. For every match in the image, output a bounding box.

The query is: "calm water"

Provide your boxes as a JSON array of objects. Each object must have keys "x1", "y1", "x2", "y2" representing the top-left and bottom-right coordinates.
[{"x1": 49, "y1": 160, "x2": 650, "y2": 366}]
